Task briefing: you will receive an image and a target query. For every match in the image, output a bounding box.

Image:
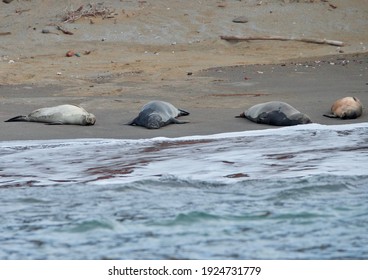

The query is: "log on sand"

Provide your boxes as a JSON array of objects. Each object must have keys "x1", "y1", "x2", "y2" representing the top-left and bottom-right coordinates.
[{"x1": 220, "y1": 35, "x2": 344, "y2": 47}]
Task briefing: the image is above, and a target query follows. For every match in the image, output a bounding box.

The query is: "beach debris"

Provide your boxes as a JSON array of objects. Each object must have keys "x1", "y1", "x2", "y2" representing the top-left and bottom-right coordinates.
[
  {"x1": 283, "y1": 0, "x2": 338, "y2": 8},
  {"x1": 220, "y1": 35, "x2": 344, "y2": 47},
  {"x1": 225, "y1": 173, "x2": 249, "y2": 178},
  {"x1": 232, "y1": 16, "x2": 248, "y2": 23},
  {"x1": 66, "y1": 50, "x2": 76, "y2": 57},
  {"x1": 61, "y1": 3, "x2": 115, "y2": 23},
  {"x1": 209, "y1": 93, "x2": 269, "y2": 97},
  {"x1": 65, "y1": 50, "x2": 89, "y2": 57},
  {"x1": 0, "y1": 32, "x2": 12, "y2": 36},
  {"x1": 42, "y1": 29, "x2": 59, "y2": 35},
  {"x1": 56, "y1": 25, "x2": 74, "y2": 35},
  {"x1": 3, "y1": 0, "x2": 14, "y2": 3},
  {"x1": 15, "y1": 8, "x2": 31, "y2": 14}
]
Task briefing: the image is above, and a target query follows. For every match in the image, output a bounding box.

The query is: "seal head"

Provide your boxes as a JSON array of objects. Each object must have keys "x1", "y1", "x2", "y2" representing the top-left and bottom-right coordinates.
[
  {"x1": 132, "y1": 108, "x2": 163, "y2": 129},
  {"x1": 128, "y1": 100, "x2": 189, "y2": 129},
  {"x1": 83, "y1": 113, "x2": 96, "y2": 126}
]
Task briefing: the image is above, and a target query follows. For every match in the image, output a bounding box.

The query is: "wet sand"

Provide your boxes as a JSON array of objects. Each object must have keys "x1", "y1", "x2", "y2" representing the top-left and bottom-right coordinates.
[{"x1": 1, "y1": 0, "x2": 367, "y2": 141}]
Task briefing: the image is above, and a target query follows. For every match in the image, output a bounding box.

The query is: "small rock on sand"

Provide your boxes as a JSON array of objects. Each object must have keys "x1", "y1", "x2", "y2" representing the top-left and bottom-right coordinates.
[{"x1": 232, "y1": 16, "x2": 249, "y2": 23}]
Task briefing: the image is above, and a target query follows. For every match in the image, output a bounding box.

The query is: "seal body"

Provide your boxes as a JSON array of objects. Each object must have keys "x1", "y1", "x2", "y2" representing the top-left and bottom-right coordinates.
[
  {"x1": 240, "y1": 101, "x2": 312, "y2": 126},
  {"x1": 323, "y1": 97, "x2": 362, "y2": 119},
  {"x1": 128, "y1": 100, "x2": 189, "y2": 129},
  {"x1": 5, "y1": 104, "x2": 96, "y2": 126}
]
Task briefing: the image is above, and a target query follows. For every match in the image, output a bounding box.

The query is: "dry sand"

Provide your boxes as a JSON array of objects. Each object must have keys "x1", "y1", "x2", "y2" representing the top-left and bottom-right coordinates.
[{"x1": 1, "y1": 0, "x2": 367, "y2": 140}]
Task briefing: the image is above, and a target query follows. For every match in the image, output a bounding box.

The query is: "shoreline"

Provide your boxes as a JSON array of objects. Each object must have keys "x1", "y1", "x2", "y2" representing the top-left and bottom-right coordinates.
[
  {"x1": 1, "y1": 52, "x2": 367, "y2": 141},
  {"x1": 1, "y1": 1, "x2": 367, "y2": 141},
  {"x1": 2, "y1": 122, "x2": 368, "y2": 145}
]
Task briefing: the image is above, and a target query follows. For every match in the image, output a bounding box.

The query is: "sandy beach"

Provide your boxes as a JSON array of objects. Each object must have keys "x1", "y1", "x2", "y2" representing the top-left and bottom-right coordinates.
[{"x1": 1, "y1": 0, "x2": 367, "y2": 141}]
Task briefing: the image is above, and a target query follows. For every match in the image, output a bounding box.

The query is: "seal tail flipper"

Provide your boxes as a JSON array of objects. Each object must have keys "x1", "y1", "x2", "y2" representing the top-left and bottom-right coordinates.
[
  {"x1": 235, "y1": 112, "x2": 246, "y2": 118},
  {"x1": 178, "y1": 109, "x2": 190, "y2": 116},
  {"x1": 323, "y1": 113, "x2": 337, "y2": 118},
  {"x1": 4, "y1": 115, "x2": 29, "y2": 122}
]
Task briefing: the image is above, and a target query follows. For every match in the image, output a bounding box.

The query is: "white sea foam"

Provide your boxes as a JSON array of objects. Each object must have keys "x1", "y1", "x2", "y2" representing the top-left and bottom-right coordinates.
[{"x1": 1, "y1": 123, "x2": 367, "y2": 187}]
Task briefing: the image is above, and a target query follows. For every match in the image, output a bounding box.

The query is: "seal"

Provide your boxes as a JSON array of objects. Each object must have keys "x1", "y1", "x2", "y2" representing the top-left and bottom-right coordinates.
[
  {"x1": 5, "y1": 104, "x2": 96, "y2": 126},
  {"x1": 128, "y1": 100, "x2": 189, "y2": 129},
  {"x1": 237, "y1": 101, "x2": 312, "y2": 126},
  {"x1": 323, "y1": 97, "x2": 363, "y2": 119}
]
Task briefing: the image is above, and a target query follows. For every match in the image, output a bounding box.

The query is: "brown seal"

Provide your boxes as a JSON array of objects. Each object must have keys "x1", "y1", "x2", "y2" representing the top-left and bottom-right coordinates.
[{"x1": 323, "y1": 97, "x2": 363, "y2": 119}]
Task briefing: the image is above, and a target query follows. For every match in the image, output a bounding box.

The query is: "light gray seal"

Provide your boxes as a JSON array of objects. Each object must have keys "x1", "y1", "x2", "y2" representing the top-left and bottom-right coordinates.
[
  {"x1": 128, "y1": 100, "x2": 189, "y2": 129},
  {"x1": 323, "y1": 96, "x2": 363, "y2": 119},
  {"x1": 237, "y1": 101, "x2": 312, "y2": 126},
  {"x1": 5, "y1": 104, "x2": 96, "y2": 126}
]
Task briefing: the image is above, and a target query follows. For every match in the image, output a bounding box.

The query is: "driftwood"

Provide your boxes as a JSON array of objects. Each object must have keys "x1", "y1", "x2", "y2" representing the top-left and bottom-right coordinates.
[
  {"x1": 0, "y1": 32, "x2": 12, "y2": 36},
  {"x1": 220, "y1": 35, "x2": 344, "y2": 47},
  {"x1": 62, "y1": 3, "x2": 115, "y2": 23},
  {"x1": 56, "y1": 25, "x2": 74, "y2": 35}
]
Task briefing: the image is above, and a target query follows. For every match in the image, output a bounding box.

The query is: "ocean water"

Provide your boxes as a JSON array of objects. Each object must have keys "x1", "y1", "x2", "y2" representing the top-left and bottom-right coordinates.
[{"x1": 0, "y1": 123, "x2": 367, "y2": 260}]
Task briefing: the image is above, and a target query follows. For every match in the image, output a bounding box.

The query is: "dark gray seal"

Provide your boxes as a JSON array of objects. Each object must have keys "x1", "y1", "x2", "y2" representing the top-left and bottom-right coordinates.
[
  {"x1": 128, "y1": 100, "x2": 189, "y2": 129},
  {"x1": 237, "y1": 101, "x2": 312, "y2": 126},
  {"x1": 5, "y1": 104, "x2": 96, "y2": 126},
  {"x1": 323, "y1": 96, "x2": 363, "y2": 119}
]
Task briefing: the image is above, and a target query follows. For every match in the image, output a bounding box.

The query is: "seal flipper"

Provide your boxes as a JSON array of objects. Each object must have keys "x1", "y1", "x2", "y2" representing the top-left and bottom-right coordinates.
[
  {"x1": 323, "y1": 113, "x2": 338, "y2": 118},
  {"x1": 235, "y1": 112, "x2": 246, "y2": 118},
  {"x1": 126, "y1": 118, "x2": 137, "y2": 126},
  {"x1": 126, "y1": 116, "x2": 141, "y2": 126},
  {"x1": 5, "y1": 116, "x2": 29, "y2": 122},
  {"x1": 178, "y1": 109, "x2": 190, "y2": 116}
]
